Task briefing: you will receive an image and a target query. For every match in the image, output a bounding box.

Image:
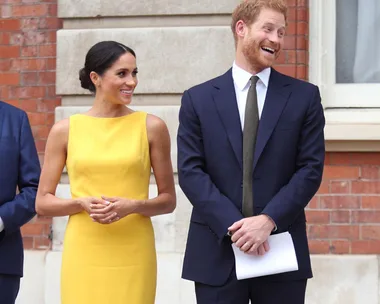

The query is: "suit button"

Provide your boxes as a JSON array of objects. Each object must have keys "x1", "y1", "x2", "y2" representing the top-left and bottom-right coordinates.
[{"x1": 240, "y1": 183, "x2": 243, "y2": 188}]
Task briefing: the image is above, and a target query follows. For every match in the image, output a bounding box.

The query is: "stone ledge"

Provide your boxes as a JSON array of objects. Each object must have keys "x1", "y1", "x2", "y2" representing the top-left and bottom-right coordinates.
[
  {"x1": 58, "y1": 0, "x2": 239, "y2": 18},
  {"x1": 56, "y1": 27, "x2": 234, "y2": 95}
]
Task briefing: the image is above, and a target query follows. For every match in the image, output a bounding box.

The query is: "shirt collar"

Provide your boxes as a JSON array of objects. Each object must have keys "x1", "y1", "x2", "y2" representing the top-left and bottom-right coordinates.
[{"x1": 232, "y1": 61, "x2": 271, "y2": 91}]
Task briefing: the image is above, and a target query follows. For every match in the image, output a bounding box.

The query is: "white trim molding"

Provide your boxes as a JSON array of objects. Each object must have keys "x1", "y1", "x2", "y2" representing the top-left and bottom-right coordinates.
[{"x1": 309, "y1": 0, "x2": 380, "y2": 149}]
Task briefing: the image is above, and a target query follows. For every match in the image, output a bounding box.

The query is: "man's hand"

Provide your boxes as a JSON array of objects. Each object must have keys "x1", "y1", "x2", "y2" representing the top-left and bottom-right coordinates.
[{"x1": 228, "y1": 215, "x2": 275, "y2": 256}]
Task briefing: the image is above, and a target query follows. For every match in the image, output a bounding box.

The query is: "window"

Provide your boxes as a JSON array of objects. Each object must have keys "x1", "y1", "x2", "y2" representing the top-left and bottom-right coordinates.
[
  {"x1": 309, "y1": 0, "x2": 380, "y2": 145},
  {"x1": 310, "y1": 0, "x2": 380, "y2": 108}
]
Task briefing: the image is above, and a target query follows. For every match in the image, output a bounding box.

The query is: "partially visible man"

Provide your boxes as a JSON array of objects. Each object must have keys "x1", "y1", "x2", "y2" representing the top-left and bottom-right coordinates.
[
  {"x1": 177, "y1": 0, "x2": 325, "y2": 303},
  {"x1": 0, "y1": 101, "x2": 40, "y2": 304}
]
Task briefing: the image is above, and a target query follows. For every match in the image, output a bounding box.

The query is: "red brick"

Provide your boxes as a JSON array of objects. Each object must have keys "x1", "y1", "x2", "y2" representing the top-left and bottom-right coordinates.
[
  {"x1": 286, "y1": 21, "x2": 296, "y2": 35},
  {"x1": 362, "y1": 196, "x2": 380, "y2": 209},
  {"x1": 0, "y1": 86, "x2": 10, "y2": 99},
  {"x1": 21, "y1": 18, "x2": 39, "y2": 30},
  {"x1": 330, "y1": 240, "x2": 350, "y2": 254},
  {"x1": 37, "y1": 98, "x2": 60, "y2": 112},
  {"x1": 296, "y1": 8, "x2": 307, "y2": 21},
  {"x1": 0, "y1": 19, "x2": 21, "y2": 31},
  {"x1": 21, "y1": 46, "x2": 38, "y2": 57},
  {"x1": 308, "y1": 240, "x2": 329, "y2": 254},
  {"x1": 296, "y1": 36, "x2": 307, "y2": 49},
  {"x1": 46, "y1": 113, "x2": 55, "y2": 125},
  {"x1": 22, "y1": 237, "x2": 34, "y2": 249},
  {"x1": 20, "y1": 99, "x2": 38, "y2": 112},
  {"x1": 331, "y1": 210, "x2": 350, "y2": 223},
  {"x1": 46, "y1": 85, "x2": 56, "y2": 97},
  {"x1": 39, "y1": 17, "x2": 62, "y2": 29},
  {"x1": 12, "y1": 58, "x2": 46, "y2": 71},
  {"x1": 28, "y1": 112, "x2": 46, "y2": 126},
  {"x1": 305, "y1": 210, "x2": 329, "y2": 224},
  {"x1": 323, "y1": 166, "x2": 360, "y2": 180},
  {"x1": 352, "y1": 211, "x2": 380, "y2": 223},
  {"x1": 47, "y1": 3, "x2": 57, "y2": 16},
  {"x1": 287, "y1": 7, "x2": 296, "y2": 21},
  {"x1": 361, "y1": 167, "x2": 380, "y2": 180},
  {"x1": 39, "y1": 71, "x2": 55, "y2": 85},
  {"x1": 0, "y1": 45, "x2": 20, "y2": 58},
  {"x1": 39, "y1": 44, "x2": 55, "y2": 57},
  {"x1": 35, "y1": 125, "x2": 51, "y2": 139},
  {"x1": 286, "y1": 0, "x2": 297, "y2": 6},
  {"x1": 21, "y1": 72, "x2": 38, "y2": 85},
  {"x1": 306, "y1": 196, "x2": 319, "y2": 209},
  {"x1": 330, "y1": 181, "x2": 350, "y2": 193},
  {"x1": 286, "y1": 50, "x2": 296, "y2": 64},
  {"x1": 361, "y1": 226, "x2": 380, "y2": 240},
  {"x1": 320, "y1": 196, "x2": 360, "y2": 209},
  {"x1": 0, "y1": 73, "x2": 20, "y2": 85},
  {"x1": 11, "y1": 86, "x2": 45, "y2": 98},
  {"x1": 316, "y1": 181, "x2": 329, "y2": 194},
  {"x1": 296, "y1": 50, "x2": 307, "y2": 65},
  {"x1": 275, "y1": 65, "x2": 296, "y2": 77},
  {"x1": 283, "y1": 36, "x2": 296, "y2": 49},
  {"x1": 45, "y1": 31, "x2": 56, "y2": 43},
  {"x1": 0, "y1": 59, "x2": 11, "y2": 71},
  {"x1": 296, "y1": 21, "x2": 308, "y2": 35},
  {"x1": 352, "y1": 181, "x2": 380, "y2": 194},
  {"x1": 296, "y1": 65, "x2": 307, "y2": 80},
  {"x1": 12, "y1": 4, "x2": 48, "y2": 17},
  {"x1": 352, "y1": 241, "x2": 380, "y2": 254},
  {"x1": 45, "y1": 57, "x2": 56, "y2": 70},
  {"x1": 35, "y1": 139, "x2": 46, "y2": 153},
  {"x1": 351, "y1": 153, "x2": 380, "y2": 165},
  {"x1": 21, "y1": 223, "x2": 45, "y2": 236},
  {"x1": 308, "y1": 225, "x2": 359, "y2": 239},
  {"x1": 328, "y1": 153, "x2": 351, "y2": 165},
  {"x1": 0, "y1": 32, "x2": 10, "y2": 45}
]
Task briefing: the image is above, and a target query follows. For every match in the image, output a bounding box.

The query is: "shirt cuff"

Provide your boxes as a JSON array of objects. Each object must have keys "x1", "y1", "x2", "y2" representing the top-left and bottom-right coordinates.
[{"x1": 0, "y1": 217, "x2": 4, "y2": 232}]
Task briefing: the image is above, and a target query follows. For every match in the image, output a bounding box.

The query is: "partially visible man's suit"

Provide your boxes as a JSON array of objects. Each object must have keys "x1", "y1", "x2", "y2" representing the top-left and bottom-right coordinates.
[
  {"x1": 177, "y1": 68, "x2": 325, "y2": 302},
  {"x1": 0, "y1": 101, "x2": 40, "y2": 303}
]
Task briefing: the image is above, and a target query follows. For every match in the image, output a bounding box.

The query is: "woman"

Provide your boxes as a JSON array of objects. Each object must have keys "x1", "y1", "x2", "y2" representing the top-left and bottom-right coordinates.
[{"x1": 36, "y1": 41, "x2": 176, "y2": 304}]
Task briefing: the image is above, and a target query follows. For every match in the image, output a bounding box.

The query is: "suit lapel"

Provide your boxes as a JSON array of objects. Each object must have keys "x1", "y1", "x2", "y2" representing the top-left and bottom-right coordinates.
[
  {"x1": 211, "y1": 69, "x2": 243, "y2": 170},
  {"x1": 253, "y1": 69, "x2": 292, "y2": 171}
]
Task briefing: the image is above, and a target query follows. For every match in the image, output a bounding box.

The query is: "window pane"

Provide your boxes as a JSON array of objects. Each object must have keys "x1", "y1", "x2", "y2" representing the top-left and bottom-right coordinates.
[{"x1": 336, "y1": 0, "x2": 380, "y2": 83}]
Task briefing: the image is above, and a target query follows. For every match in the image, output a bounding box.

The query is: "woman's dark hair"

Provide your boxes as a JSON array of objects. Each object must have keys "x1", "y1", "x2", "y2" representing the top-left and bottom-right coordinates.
[{"x1": 79, "y1": 41, "x2": 136, "y2": 93}]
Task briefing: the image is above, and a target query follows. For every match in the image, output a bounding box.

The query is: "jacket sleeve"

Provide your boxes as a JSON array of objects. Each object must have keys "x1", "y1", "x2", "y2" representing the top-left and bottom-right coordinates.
[
  {"x1": 177, "y1": 90, "x2": 243, "y2": 243},
  {"x1": 261, "y1": 86, "x2": 325, "y2": 230},
  {"x1": 0, "y1": 112, "x2": 40, "y2": 238}
]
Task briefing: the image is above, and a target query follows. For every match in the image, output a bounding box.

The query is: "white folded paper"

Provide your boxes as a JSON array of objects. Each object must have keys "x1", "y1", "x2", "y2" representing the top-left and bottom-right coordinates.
[{"x1": 232, "y1": 232, "x2": 298, "y2": 280}]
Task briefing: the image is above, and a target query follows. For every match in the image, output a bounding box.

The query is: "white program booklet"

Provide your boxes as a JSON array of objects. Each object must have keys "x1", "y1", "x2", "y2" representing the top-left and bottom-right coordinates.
[{"x1": 232, "y1": 232, "x2": 298, "y2": 280}]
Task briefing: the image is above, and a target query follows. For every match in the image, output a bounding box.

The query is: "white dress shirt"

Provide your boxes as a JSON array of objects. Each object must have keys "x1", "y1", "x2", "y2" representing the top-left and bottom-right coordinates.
[
  {"x1": 0, "y1": 217, "x2": 4, "y2": 232},
  {"x1": 232, "y1": 62, "x2": 271, "y2": 129}
]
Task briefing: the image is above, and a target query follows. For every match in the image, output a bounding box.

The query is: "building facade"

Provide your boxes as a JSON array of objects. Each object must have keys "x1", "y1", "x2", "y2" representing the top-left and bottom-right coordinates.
[{"x1": 1, "y1": 0, "x2": 379, "y2": 303}]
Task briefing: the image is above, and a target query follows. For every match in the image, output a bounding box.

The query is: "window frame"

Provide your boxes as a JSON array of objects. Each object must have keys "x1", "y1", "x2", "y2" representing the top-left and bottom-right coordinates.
[{"x1": 309, "y1": 0, "x2": 380, "y2": 147}]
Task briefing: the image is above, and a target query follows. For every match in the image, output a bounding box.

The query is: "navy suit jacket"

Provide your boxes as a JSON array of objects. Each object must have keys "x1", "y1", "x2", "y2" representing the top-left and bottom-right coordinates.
[
  {"x1": 177, "y1": 68, "x2": 325, "y2": 286},
  {"x1": 0, "y1": 101, "x2": 40, "y2": 277}
]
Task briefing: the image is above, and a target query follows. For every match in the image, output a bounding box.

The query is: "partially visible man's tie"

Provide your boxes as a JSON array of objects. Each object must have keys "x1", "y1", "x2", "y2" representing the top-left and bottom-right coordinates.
[{"x1": 242, "y1": 76, "x2": 259, "y2": 217}]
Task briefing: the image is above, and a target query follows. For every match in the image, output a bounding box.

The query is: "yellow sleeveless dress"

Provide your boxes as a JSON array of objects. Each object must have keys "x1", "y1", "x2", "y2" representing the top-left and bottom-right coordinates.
[{"x1": 61, "y1": 112, "x2": 157, "y2": 304}]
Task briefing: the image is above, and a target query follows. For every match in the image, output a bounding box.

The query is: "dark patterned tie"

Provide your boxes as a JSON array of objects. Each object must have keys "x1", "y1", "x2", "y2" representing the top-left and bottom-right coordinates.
[{"x1": 242, "y1": 76, "x2": 259, "y2": 217}]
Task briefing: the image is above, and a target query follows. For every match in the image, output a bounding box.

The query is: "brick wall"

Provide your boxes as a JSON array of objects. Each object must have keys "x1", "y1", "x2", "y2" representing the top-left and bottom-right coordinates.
[
  {"x1": 0, "y1": 0, "x2": 62, "y2": 249},
  {"x1": 307, "y1": 153, "x2": 380, "y2": 254}
]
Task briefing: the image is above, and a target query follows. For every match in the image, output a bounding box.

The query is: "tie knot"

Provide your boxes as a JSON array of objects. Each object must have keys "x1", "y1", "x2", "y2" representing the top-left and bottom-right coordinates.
[{"x1": 250, "y1": 75, "x2": 259, "y2": 85}]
